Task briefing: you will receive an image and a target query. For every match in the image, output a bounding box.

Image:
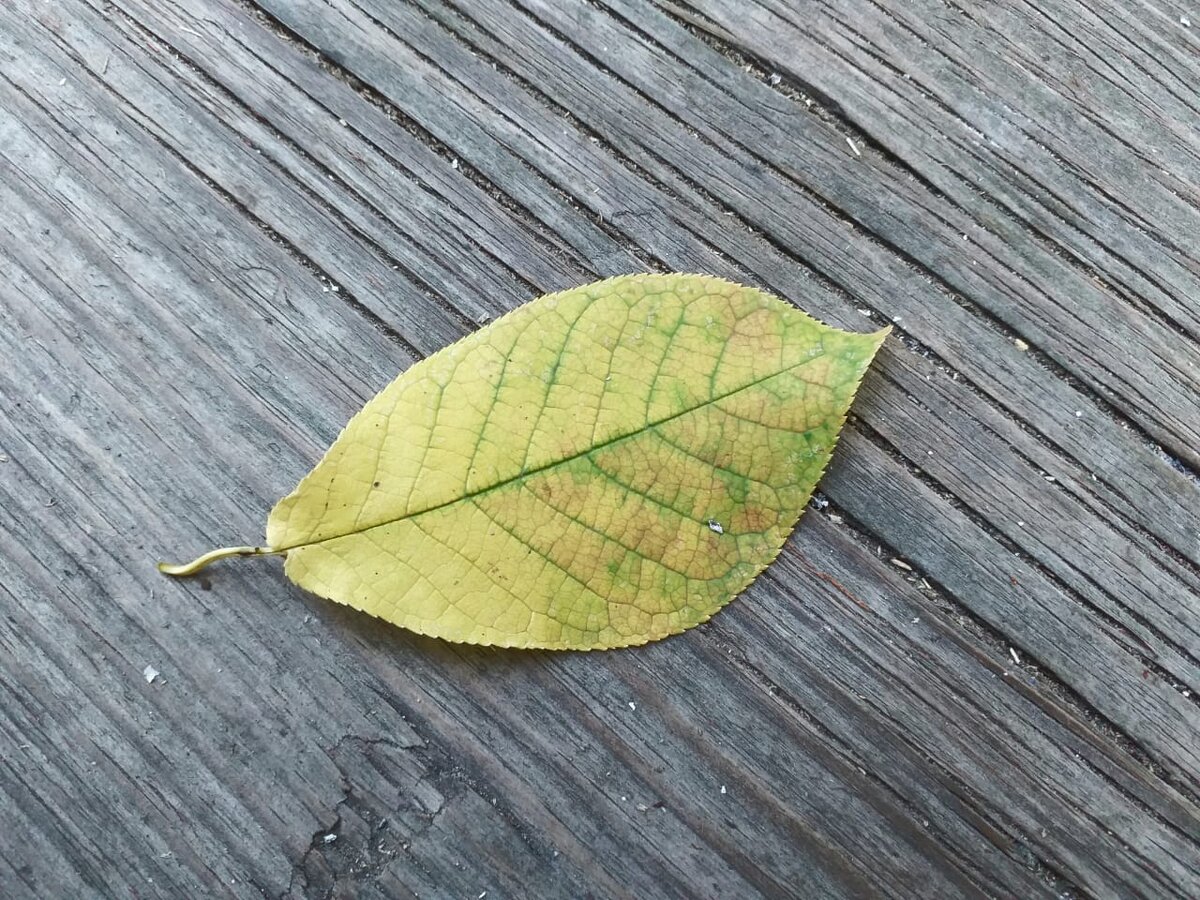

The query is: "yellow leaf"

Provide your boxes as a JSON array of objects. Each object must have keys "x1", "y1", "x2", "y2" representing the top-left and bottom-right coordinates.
[{"x1": 161, "y1": 274, "x2": 887, "y2": 649}]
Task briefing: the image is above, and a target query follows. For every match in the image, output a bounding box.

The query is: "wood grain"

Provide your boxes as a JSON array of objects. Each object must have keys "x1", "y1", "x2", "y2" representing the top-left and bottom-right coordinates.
[{"x1": 1, "y1": 0, "x2": 1197, "y2": 897}]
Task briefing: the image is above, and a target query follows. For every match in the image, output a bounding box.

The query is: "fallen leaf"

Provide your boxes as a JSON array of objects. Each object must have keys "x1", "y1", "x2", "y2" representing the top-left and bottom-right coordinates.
[{"x1": 161, "y1": 274, "x2": 887, "y2": 649}]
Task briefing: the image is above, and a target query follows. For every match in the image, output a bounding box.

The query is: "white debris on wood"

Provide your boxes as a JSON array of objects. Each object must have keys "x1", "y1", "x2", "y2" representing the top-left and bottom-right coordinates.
[
  {"x1": 846, "y1": 137, "x2": 861, "y2": 156},
  {"x1": 323, "y1": 833, "x2": 337, "y2": 844},
  {"x1": 890, "y1": 558, "x2": 913, "y2": 571},
  {"x1": 142, "y1": 665, "x2": 159, "y2": 684},
  {"x1": 707, "y1": 519, "x2": 724, "y2": 535},
  {"x1": 628, "y1": 701, "x2": 636, "y2": 711},
  {"x1": 1182, "y1": 15, "x2": 1191, "y2": 26},
  {"x1": 720, "y1": 785, "x2": 727, "y2": 795},
  {"x1": 1009, "y1": 647, "x2": 1021, "y2": 664},
  {"x1": 1014, "y1": 338, "x2": 1029, "y2": 351},
  {"x1": 768, "y1": 73, "x2": 782, "y2": 85}
]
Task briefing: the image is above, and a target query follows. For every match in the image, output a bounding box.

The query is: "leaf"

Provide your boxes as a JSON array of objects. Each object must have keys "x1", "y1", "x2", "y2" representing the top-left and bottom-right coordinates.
[{"x1": 161, "y1": 274, "x2": 887, "y2": 649}]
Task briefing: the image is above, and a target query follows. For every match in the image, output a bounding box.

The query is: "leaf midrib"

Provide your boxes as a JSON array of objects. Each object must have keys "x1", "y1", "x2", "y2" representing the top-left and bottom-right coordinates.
[{"x1": 273, "y1": 351, "x2": 830, "y2": 553}]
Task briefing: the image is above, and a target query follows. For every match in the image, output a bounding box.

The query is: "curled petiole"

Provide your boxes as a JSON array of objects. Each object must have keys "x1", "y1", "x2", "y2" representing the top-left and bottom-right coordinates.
[{"x1": 157, "y1": 545, "x2": 279, "y2": 577}]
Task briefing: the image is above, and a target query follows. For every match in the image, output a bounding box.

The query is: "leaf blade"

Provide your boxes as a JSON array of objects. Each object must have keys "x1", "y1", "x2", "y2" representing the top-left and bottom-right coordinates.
[{"x1": 269, "y1": 274, "x2": 886, "y2": 649}]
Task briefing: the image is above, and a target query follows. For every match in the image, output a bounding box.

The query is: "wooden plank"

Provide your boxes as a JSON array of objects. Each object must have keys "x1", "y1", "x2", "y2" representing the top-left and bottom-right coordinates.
[{"x1": 1, "y1": 0, "x2": 1197, "y2": 897}]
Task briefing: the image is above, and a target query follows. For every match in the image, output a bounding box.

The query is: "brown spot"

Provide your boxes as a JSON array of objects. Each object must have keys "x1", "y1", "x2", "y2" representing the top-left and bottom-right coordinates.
[{"x1": 738, "y1": 506, "x2": 774, "y2": 533}]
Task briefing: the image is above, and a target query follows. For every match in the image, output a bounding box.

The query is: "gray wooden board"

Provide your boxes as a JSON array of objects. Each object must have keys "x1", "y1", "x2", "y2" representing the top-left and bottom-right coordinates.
[{"x1": 1, "y1": 0, "x2": 1197, "y2": 897}]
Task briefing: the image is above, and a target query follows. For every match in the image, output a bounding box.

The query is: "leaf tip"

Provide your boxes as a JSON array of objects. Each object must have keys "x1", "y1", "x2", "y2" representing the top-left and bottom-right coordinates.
[{"x1": 855, "y1": 324, "x2": 891, "y2": 366}]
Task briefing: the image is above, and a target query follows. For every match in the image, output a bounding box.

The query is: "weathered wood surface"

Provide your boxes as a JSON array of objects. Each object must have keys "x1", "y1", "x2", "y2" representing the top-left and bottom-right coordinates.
[{"x1": 2, "y1": 0, "x2": 1198, "y2": 896}]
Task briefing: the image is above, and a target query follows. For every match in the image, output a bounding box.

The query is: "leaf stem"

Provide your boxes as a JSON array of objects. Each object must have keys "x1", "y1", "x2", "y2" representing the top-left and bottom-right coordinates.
[{"x1": 157, "y1": 545, "x2": 278, "y2": 577}]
